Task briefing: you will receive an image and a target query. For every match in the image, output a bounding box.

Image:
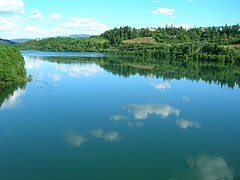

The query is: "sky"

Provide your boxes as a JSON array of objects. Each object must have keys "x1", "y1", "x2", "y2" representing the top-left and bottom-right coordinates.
[{"x1": 0, "y1": 0, "x2": 239, "y2": 39}]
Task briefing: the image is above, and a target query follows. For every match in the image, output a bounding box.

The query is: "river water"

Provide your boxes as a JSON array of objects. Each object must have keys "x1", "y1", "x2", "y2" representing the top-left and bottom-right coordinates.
[{"x1": 0, "y1": 51, "x2": 240, "y2": 180}]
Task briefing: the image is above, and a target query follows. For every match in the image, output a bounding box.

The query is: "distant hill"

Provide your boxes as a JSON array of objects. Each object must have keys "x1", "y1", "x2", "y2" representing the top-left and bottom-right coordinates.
[
  {"x1": 0, "y1": 38, "x2": 18, "y2": 45},
  {"x1": 11, "y1": 39, "x2": 32, "y2": 43},
  {"x1": 69, "y1": 34, "x2": 91, "y2": 38}
]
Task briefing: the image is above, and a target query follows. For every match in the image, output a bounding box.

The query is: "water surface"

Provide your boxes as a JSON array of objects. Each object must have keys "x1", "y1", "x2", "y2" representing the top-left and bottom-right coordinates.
[{"x1": 0, "y1": 51, "x2": 240, "y2": 180}]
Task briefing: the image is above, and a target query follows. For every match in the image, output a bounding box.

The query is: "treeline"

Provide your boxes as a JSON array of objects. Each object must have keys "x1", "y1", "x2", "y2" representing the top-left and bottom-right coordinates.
[
  {"x1": 17, "y1": 24, "x2": 240, "y2": 64},
  {"x1": 0, "y1": 45, "x2": 29, "y2": 86},
  {"x1": 101, "y1": 26, "x2": 155, "y2": 45},
  {"x1": 40, "y1": 55, "x2": 240, "y2": 88},
  {"x1": 103, "y1": 41, "x2": 240, "y2": 64},
  {"x1": 100, "y1": 25, "x2": 240, "y2": 64},
  {"x1": 17, "y1": 36, "x2": 110, "y2": 52},
  {"x1": 101, "y1": 24, "x2": 240, "y2": 45}
]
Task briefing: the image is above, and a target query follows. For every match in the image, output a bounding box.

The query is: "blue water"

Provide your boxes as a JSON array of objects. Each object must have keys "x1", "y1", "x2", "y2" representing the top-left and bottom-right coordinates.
[{"x1": 0, "y1": 51, "x2": 240, "y2": 180}]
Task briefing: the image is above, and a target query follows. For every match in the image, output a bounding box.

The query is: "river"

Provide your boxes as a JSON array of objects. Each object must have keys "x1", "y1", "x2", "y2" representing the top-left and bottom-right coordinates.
[{"x1": 0, "y1": 51, "x2": 240, "y2": 179}]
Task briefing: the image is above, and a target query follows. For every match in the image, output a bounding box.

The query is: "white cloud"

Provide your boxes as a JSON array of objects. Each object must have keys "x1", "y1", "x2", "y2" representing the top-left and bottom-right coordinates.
[
  {"x1": 57, "y1": 64, "x2": 102, "y2": 78},
  {"x1": 54, "y1": 17, "x2": 108, "y2": 35},
  {"x1": 104, "y1": 131, "x2": 121, "y2": 142},
  {"x1": 0, "y1": 16, "x2": 21, "y2": 31},
  {"x1": 29, "y1": 9, "x2": 43, "y2": 20},
  {"x1": 152, "y1": 7, "x2": 175, "y2": 16},
  {"x1": 23, "y1": 24, "x2": 48, "y2": 37},
  {"x1": 0, "y1": 0, "x2": 25, "y2": 13},
  {"x1": 48, "y1": 13, "x2": 62, "y2": 21},
  {"x1": 176, "y1": 119, "x2": 201, "y2": 129},
  {"x1": 65, "y1": 131, "x2": 86, "y2": 147},
  {"x1": 0, "y1": 22, "x2": 18, "y2": 31},
  {"x1": 150, "y1": 82, "x2": 171, "y2": 90},
  {"x1": 187, "y1": 0, "x2": 192, "y2": 2},
  {"x1": 91, "y1": 129, "x2": 104, "y2": 138},
  {"x1": 126, "y1": 103, "x2": 180, "y2": 120},
  {"x1": 0, "y1": 88, "x2": 25, "y2": 110},
  {"x1": 188, "y1": 154, "x2": 234, "y2": 180},
  {"x1": 24, "y1": 24, "x2": 43, "y2": 34},
  {"x1": 110, "y1": 114, "x2": 128, "y2": 122},
  {"x1": 48, "y1": 73, "x2": 61, "y2": 82}
]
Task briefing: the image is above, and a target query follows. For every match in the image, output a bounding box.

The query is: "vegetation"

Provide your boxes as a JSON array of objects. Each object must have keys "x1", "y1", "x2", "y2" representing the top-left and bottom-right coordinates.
[
  {"x1": 17, "y1": 36, "x2": 110, "y2": 52},
  {"x1": 17, "y1": 24, "x2": 240, "y2": 64},
  {"x1": 41, "y1": 55, "x2": 240, "y2": 89},
  {"x1": 0, "y1": 44, "x2": 29, "y2": 86}
]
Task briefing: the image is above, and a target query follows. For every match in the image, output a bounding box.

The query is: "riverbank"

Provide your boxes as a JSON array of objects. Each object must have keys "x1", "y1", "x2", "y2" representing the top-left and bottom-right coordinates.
[
  {"x1": 0, "y1": 45, "x2": 29, "y2": 86},
  {"x1": 17, "y1": 24, "x2": 240, "y2": 65}
]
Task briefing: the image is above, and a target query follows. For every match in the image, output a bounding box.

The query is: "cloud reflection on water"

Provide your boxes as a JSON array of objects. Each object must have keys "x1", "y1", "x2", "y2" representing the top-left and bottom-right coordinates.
[
  {"x1": 25, "y1": 57, "x2": 103, "y2": 83},
  {"x1": 127, "y1": 121, "x2": 144, "y2": 128},
  {"x1": 57, "y1": 64, "x2": 102, "y2": 78},
  {"x1": 110, "y1": 114, "x2": 128, "y2": 122},
  {"x1": 0, "y1": 88, "x2": 25, "y2": 110},
  {"x1": 91, "y1": 129, "x2": 121, "y2": 142},
  {"x1": 25, "y1": 58, "x2": 45, "y2": 70},
  {"x1": 126, "y1": 103, "x2": 180, "y2": 120},
  {"x1": 150, "y1": 82, "x2": 171, "y2": 90},
  {"x1": 188, "y1": 154, "x2": 234, "y2": 180},
  {"x1": 176, "y1": 119, "x2": 201, "y2": 129},
  {"x1": 91, "y1": 129, "x2": 104, "y2": 138},
  {"x1": 182, "y1": 96, "x2": 190, "y2": 102},
  {"x1": 48, "y1": 73, "x2": 61, "y2": 82},
  {"x1": 65, "y1": 131, "x2": 87, "y2": 147},
  {"x1": 104, "y1": 131, "x2": 121, "y2": 142}
]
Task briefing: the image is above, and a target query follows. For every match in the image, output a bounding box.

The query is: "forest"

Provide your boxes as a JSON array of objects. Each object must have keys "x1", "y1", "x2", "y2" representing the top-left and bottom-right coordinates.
[
  {"x1": 0, "y1": 45, "x2": 29, "y2": 86},
  {"x1": 17, "y1": 24, "x2": 240, "y2": 64}
]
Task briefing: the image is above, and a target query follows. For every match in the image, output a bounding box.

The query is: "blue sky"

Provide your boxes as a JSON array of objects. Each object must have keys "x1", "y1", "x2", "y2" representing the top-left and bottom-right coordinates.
[{"x1": 0, "y1": 0, "x2": 239, "y2": 39}]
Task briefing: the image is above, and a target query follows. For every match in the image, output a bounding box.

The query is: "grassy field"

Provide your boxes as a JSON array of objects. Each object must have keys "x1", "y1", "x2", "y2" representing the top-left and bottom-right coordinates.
[{"x1": 122, "y1": 37, "x2": 156, "y2": 44}]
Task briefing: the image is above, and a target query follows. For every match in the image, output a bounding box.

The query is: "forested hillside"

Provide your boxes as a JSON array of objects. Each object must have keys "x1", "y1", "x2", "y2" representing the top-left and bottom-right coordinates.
[
  {"x1": 101, "y1": 25, "x2": 240, "y2": 45},
  {"x1": 17, "y1": 24, "x2": 240, "y2": 64},
  {"x1": 0, "y1": 45, "x2": 29, "y2": 86},
  {"x1": 17, "y1": 36, "x2": 109, "y2": 52},
  {"x1": 100, "y1": 25, "x2": 240, "y2": 63}
]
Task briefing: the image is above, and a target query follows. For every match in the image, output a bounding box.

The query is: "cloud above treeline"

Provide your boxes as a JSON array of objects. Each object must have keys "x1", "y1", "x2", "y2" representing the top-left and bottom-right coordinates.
[
  {"x1": 152, "y1": 7, "x2": 175, "y2": 16},
  {"x1": 0, "y1": 0, "x2": 108, "y2": 38},
  {"x1": 29, "y1": 9, "x2": 43, "y2": 20}
]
